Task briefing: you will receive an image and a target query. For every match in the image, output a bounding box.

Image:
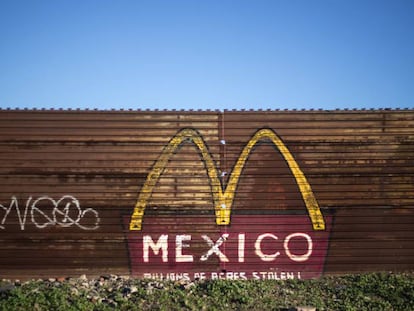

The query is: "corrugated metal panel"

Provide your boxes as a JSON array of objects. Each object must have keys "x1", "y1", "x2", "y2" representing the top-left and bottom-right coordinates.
[
  {"x1": 0, "y1": 109, "x2": 413, "y2": 280},
  {"x1": 221, "y1": 110, "x2": 414, "y2": 275}
]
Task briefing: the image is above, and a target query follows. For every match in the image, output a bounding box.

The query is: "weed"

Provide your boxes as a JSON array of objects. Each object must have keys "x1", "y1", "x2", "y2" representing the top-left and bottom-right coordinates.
[{"x1": 0, "y1": 273, "x2": 412, "y2": 311}]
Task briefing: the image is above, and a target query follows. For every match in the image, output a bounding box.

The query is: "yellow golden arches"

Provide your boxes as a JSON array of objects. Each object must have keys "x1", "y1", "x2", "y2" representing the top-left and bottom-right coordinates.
[{"x1": 129, "y1": 128, "x2": 326, "y2": 231}]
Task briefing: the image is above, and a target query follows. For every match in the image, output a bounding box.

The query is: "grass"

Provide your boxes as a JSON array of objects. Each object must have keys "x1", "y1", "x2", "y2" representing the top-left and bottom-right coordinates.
[{"x1": 0, "y1": 272, "x2": 413, "y2": 310}]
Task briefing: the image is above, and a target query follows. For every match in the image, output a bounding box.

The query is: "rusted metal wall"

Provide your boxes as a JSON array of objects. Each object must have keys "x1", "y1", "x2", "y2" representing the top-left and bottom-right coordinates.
[{"x1": 0, "y1": 109, "x2": 413, "y2": 280}]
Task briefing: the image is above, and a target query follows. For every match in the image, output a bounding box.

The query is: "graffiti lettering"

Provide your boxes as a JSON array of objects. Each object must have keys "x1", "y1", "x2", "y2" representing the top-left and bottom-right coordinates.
[
  {"x1": 0, "y1": 195, "x2": 99, "y2": 230},
  {"x1": 141, "y1": 233, "x2": 312, "y2": 263},
  {"x1": 175, "y1": 235, "x2": 193, "y2": 263},
  {"x1": 125, "y1": 215, "x2": 333, "y2": 279},
  {"x1": 284, "y1": 233, "x2": 313, "y2": 262},
  {"x1": 254, "y1": 233, "x2": 281, "y2": 261},
  {"x1": 143, "y1": 234, "x2": 168, "y2": 263},
  {"x1": 252, "y1": 271, "x2": 299, "y2": 280},
  {"x1": 141, "y1": 271, "x2": 302, "y2": 281},
  {"x1": 200, "y1": 234, "x2": 229, "y2": 262}
]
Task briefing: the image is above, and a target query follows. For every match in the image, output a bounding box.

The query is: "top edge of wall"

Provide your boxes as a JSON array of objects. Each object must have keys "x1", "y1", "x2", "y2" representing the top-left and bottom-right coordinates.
[{"x1": 0, "y1": 107, "x2": 413, "y2": 113}]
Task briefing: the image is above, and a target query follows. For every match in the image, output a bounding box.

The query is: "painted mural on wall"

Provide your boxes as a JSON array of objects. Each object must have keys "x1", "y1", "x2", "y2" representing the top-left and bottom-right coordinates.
[{"x1": 126, "y1": 128, "x2": 331, "y2": 280}]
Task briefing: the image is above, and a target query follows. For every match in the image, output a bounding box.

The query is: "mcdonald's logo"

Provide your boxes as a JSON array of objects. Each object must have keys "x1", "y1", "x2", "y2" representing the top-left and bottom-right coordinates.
[{"x1": 129, "y1": 128, "x2": 326, "y2": 231}]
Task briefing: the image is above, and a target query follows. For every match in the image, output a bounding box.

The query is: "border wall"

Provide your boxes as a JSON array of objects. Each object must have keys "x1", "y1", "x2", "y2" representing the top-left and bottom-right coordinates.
[{"x1": 0, "y1": 109, "x2": 413, "y2": 280}]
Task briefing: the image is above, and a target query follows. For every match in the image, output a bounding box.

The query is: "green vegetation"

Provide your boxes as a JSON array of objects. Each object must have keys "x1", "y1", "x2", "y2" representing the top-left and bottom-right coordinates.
[{"x1": 0, "y1": 273, "x2": 413, "y2": 310}]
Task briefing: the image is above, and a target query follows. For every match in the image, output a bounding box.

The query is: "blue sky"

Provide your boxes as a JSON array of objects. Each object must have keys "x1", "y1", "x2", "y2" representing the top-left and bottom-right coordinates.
[{"x1": 1, "y1": 0, "x2": 413, "y2": 110}]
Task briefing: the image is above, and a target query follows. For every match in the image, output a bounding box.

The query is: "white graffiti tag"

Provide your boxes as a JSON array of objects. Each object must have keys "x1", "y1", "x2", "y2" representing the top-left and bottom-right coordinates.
[{"x1": 0, "y1": 195, "x2": 99, "y2": 230}]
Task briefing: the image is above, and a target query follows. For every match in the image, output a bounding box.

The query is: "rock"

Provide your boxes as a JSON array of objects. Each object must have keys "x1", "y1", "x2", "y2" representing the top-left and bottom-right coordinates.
[
  {"x1": 81, "y1": 282, "x2": 90, "y2": 288},
  {"x1": 79, "y1": 274, "x2": 88, "y2": 281},
  {"x1": 122, "y1": 287, "x2": 132, "y2": 297},
  {"x1": 100, "y1": 274, "x2": 111, "y2": 281},
  {"x1": 296, "y1": 307, "x2": 316, "y2": 311},
  {"x1": 146, "y1": 283, "x2": 154, "y2": 294},
  {"x1": 90, "y1": 296, "x2": 101, "y2": 304}
]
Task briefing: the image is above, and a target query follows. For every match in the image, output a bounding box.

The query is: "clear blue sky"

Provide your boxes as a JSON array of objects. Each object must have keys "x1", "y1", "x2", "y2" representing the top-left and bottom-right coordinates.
[{"x1": 1, "y1": 0, "x2": 413, "y2": 110}]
